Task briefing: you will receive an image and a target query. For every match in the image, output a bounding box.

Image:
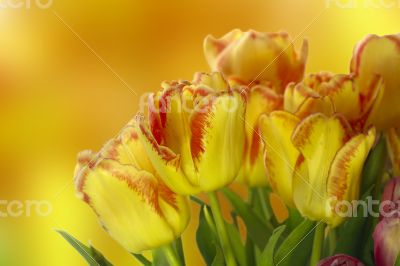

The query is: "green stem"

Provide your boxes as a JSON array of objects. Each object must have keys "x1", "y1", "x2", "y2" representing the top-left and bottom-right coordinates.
[
  {"x1": 162, "y1": 244, "x2": 182, "y2": 266},
  {"x1": 207, "y1": 191, "x2": 237, "y2": 266},
  {"x1": 257, "y1": 187, "x2": 272, "y2": 222},
  {"x1": 175, "y1": 237, "x2": 185, "y2": 265},
  {"x1": 310, "y1": 223, "x2": 326, "y2": 266}
]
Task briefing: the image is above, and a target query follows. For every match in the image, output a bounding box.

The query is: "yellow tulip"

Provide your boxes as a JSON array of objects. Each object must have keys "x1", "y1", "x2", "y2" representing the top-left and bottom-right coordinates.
[
  {"x1": 351, "y1": 34, "x2": 400, "y2": 130},
  {"x1": 386, "y1": 127, "x2": 400, "y2": 176},
  {"x1": 136, "y1": 72, "x2": 246, "y2": 195},
  {"x1": 236, "y1": 84, "x2": 283, "y2": 186},
  {"x1": 259, "y1": 111, "x2": 300, "y2": 206},
  {"x1": 74, "y1": 124, "x2": 190, "y2": 253},
  {"x1": 260, "y1": 112, "x2": 375, "y2": 226},
  {"x1": 292, "y1": 113, "x2": 375, "y2": 227},
  {"x1": 284, "y1": 72, "x2": 383, "y2": 130},
  {"x1": 204, "y1": 29, "x2": 308, "y2": 93}
]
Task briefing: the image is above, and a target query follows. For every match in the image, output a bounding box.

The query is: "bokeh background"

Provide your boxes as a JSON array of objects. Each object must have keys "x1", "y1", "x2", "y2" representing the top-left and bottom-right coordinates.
[{"x1": 0, "y1": 0, "x2": 399, "y2": 265}]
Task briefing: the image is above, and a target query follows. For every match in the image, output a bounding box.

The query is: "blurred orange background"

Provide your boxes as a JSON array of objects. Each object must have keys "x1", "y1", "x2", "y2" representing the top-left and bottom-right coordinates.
[{"x1": 0, "y1": 0, "x2": 399, "y2": 265}]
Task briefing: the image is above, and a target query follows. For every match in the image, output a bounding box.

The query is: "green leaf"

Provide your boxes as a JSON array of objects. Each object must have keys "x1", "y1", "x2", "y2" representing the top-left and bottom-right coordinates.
[
  {"x1": 274, "y1": 219, "x2": 316, "y2": 266},
  {"x1": 57, "y1": 230, "x2": 112, "y2": 266},
  {"x1": 284, "y1": 207, "x2": 303, "y2": 234},
  {"x1": 196, "y1": 205, "x2": 220, "y2": 266},
  {"x1": 131, "y1": 254, "x2": 152, "y2": 266},
  {"x1": 258, "y1": 225, "x2": 286, "y2": 266},
  {"x1": 395, "y1": 252, "x2": 400, "y2": 266},
  {"x1": 334, "y1": 186, "x2": 374, "y2": 257},
  {"x1": 222, "y1": 188, "x2": 272, "y2": 249},
  {"x1": 211, "y1": 245, "x2": 225, "y2": 266},
  {"x1": 226, "y1": 222, "x2": 247, "y2": 266},
  {"x1": 361, "y1": 136, "x2": 387, "y2": 195}
]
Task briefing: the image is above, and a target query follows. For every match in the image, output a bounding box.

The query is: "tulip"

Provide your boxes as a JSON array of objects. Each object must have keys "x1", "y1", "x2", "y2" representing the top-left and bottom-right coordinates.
[
  {"x1": 261, "y1": 112, "x2": 375, "y2": 226},
  {"x1": 380, "y1": 177, "x2": 400, "y2": 219},
  {"x1": 136, "y1": 72, "x2": 246, "y2": 195},
  {"x1": 351, "y1": 34, "x2": 400, "y2": 130},
  {"x1": 386, "y1": 127, "x2": 400, "y2": 176},
  {"x1": 373, "y1": 217, "x2": 400, "y2": 266},
  {"x1": 283, "y1": 72, "x2": 383, "y2": 130},
  {"x1": 236, "y1": 84, "x2": 283, "y2": 186},
  {"x1": 203, "y1": 29, "x2": 308, "y2": 92},
  {"x1": 74, "y1": 124, "x2": 190, "y2": 253},
  {"x1": 317, "y1": 254, "x2": 364, "y2": 266},
  {"x1": 292, "y1": 113, "x2": 375, "y2": 227},
  {"x1": 259, "y1": 111, "x2": 301, "y2": 206}
]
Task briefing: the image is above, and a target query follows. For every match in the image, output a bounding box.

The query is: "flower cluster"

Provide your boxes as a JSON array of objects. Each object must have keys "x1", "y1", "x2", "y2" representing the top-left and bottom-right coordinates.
[{"x1": 65, "y1": 30, "x2": 400, "y2": 266}]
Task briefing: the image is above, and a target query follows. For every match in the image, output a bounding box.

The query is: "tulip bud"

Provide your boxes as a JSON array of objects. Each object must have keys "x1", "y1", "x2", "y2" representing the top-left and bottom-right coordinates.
[
  {"x1": 351, "y1": 34, "x2": 400, "y2": 130},
  {"x1": 380, "y1": 177, "x2": 400, "y2": 219},
  {"x1": 317, "y1": 254, "x2": 364, "y2": 266},
  {"x1": 373, "y1": 217, "x2": 400, "y2": 266},
  {"x1": 204, "y1": 29, "x2": 308, "y2": 92},
  {"x1": 74, "y1": 125, "x2": 190, "y2": 253}
]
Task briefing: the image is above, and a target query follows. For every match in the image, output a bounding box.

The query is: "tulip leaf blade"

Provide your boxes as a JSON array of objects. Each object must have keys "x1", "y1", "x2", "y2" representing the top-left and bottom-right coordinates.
[
  {"x1": 395, "y1": 252, "x2": 400, "y2": 266},
  {"x1": 334, "y1": 186, "x2": 375, "y2": 258},
  {"x1": 56, "y1": 230, "x2": 112, "y2": 266},
  {"x1": 221, "y1": 188, "x2": 272, "y2": 249},
  {"x1": 258, "y1": 225, "x2": 286, "y2": 266},
  {"x1": 196, "y1": 205, "x2": 221, "y2": 266},
  {"x1": 226, "y1": 222, "x2": 247, "y2": 266},
  {"x1": 274, "y1": 219, "x2": 316, "y2": 266}
]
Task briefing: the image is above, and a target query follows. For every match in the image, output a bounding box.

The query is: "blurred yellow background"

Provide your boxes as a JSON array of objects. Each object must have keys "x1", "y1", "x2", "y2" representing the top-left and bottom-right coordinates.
[{"x1": 0, "y1": 0, "x2": 399, "y2": 265}]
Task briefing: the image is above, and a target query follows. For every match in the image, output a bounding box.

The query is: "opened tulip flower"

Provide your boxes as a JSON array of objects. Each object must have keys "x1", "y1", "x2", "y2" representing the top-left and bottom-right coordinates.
[
  {"x1": 387, "y1": 127, "x2": 400, "y2": 176},
  {"x1": 204, "y1": 29, "x2": 308, "y2": 92},
  {"x1": 74, "y1": 124, "x2": 190, "y2": 253},
  {"x1": 317, "y1": 254, "x2": 364, "y2": 266},
  {"x1": 351, "y1": 34, "x2": 400, "y2": 130},
  {"x1": 136, "y1": 72, "x2": 246, "y2": 195},
  {"x1": 373, "y1": 217, "x2": 400, "y2": 266},
  {"x1": 284, "y1": 72, "x2": 383, "y2": 130}
]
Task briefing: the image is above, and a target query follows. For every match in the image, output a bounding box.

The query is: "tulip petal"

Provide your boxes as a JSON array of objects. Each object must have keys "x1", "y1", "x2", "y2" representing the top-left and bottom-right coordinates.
[
  {"x1": 351, "y1": 34, "x2": 400, "y2": 129},
  {"x1": 100, "y1": 124, "x2": 155, "y2": 174},
  {"x1": 136, "y1": 119, "x2": 201, "y2": 195},
  {"x1": 190, "y1": 91, "x2": 246, "y2": 192},
  {"x1": 292, "y1": 114, "x2": 353, "y2": 221},
  {"x1": 327, "y1": 128, "x2": 376, "y2": 227},
  {"x1": 235, "y1": 85, "x2": 283, "y2": 186},
  {"x1": 259, "y1": 111, "x2": 300, "y2": 206},
  {"x1": 75, "y1": 156, "x2": 185, "y2": 253}
]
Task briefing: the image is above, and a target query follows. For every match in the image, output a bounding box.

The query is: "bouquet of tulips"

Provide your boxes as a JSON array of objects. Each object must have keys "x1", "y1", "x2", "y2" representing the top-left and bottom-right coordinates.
[{"x1": 59, "y1": 30, "x2": 400, "y2": 266}]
